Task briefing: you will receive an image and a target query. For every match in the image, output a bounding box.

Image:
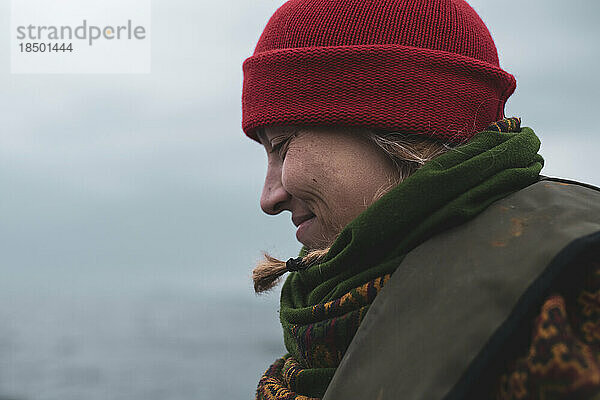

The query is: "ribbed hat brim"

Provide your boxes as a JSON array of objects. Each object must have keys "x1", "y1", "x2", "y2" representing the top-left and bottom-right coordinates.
[{"x1": 242, "y1": 44, "x2": 516, "y2": 143}]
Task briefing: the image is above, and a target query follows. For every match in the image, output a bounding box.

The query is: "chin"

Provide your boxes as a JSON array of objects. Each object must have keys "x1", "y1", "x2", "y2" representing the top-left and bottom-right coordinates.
[
  {"x1": 303, "y1": 233, "x2": 335, "y2": 252},
  {"x1": 297, "y1": 217, "x2": 337, "y2": 251}
]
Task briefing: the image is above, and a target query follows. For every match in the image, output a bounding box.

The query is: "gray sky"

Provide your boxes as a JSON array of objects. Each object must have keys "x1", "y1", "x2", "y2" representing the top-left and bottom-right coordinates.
[{"x1": 0, "y1": 0, "x2": 599, "y2": 290}]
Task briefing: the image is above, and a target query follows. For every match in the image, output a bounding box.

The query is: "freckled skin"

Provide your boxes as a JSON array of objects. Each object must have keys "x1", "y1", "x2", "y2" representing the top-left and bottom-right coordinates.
[{"x1": 258, "y1": 126, "x2": 398, "y2": 250}]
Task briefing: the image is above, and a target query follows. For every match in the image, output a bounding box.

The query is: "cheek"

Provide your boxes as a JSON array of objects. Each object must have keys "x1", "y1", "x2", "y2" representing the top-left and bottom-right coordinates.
[
  {"x1": 281, "y1": 148, "x2": 345, "y2": 206},
  {"x1": 280, "y1": 153, "x2": 313, "y2": 195}
]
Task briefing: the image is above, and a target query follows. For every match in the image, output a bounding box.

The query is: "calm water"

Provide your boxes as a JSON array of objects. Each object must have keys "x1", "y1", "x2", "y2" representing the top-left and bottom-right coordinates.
[{"x1": 0, "y1": 286, "x2": 284, "y2": 400}]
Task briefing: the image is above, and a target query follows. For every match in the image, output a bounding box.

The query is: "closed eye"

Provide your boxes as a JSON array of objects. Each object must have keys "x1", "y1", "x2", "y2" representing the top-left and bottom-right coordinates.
[{"x1": 270, "y1": 135, "x2": 293, "y2": 158}]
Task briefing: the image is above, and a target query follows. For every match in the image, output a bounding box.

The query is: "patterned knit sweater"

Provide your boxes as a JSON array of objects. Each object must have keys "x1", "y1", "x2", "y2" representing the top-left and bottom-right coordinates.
[{"x1": 495, "y1": 246, "x2": 600, "y2": 399}]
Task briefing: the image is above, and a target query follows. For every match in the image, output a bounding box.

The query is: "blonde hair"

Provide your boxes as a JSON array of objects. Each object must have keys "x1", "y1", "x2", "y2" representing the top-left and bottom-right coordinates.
[{"x1": 252, "y1": 128, "x2": 452, "y2": 293}]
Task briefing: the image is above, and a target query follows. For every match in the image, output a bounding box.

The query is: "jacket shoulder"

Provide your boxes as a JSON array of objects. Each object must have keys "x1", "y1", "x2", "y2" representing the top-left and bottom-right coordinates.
[{"x1": 323, "y1": 177, "x2": 600, "y2": 400}]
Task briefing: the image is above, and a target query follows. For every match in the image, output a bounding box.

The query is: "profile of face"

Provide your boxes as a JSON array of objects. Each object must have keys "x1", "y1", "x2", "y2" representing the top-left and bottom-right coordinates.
[{"x1": 257, "y1": 126, "x2": 399, "y2": 250}]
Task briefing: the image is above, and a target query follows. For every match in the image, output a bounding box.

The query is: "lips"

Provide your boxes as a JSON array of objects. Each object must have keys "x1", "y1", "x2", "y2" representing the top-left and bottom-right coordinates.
[
  {"x1": 292, "y1": 213, "x2": 315, "y2": 227},
  {"x1": 295, "y1": 214, "x2": 316, "y2": 244}
]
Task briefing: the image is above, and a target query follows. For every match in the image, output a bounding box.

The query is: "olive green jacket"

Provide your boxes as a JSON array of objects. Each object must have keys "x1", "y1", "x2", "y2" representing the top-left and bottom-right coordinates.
[{"x1": 323, "y1": 177, "x2": 600, "y2": 400}]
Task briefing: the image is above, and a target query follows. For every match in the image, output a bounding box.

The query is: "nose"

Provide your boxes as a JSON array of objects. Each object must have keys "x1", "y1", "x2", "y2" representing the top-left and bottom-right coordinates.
[{"x1": 260, "y1": 160, "x2": 291, "y2": 215}]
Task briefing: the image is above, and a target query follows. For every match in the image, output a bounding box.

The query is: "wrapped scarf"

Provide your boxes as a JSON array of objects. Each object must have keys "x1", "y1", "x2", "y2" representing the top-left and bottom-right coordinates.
[{"x1": 256, "y1": 117, "x2": 544, "y2": 399}]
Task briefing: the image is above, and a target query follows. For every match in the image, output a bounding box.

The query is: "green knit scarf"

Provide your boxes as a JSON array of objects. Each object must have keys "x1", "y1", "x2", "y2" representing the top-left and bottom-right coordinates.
[{"x1": 256, "y1": 119, "x2": 544, "y2": 400}]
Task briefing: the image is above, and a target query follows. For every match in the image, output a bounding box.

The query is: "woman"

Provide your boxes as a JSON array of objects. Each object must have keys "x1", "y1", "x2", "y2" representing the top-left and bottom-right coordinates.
[{"x1": 241, "y1": 1, "x2": 600, "y2": 399}]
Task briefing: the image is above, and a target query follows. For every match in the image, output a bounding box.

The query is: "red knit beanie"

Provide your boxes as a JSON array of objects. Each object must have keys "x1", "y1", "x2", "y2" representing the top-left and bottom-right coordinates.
[{"x1": 242, "y1": 0, "x2": 516, "y2": 143}]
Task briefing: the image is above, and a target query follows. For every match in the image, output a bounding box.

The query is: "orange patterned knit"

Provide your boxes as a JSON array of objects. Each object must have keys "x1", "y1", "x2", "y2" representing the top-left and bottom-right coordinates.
[{"x1": 496, "y1": 251, "x2": 600, "y2": 399}]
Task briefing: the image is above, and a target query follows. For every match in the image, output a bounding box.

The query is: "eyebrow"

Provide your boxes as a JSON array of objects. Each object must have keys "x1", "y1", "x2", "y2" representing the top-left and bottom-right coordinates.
[
  {"x1": 256, "y1": 127, "x2": 299, "y2": 144},
  {"x1": 280, "y1": 126, "x2": 299, "y2": 136}
]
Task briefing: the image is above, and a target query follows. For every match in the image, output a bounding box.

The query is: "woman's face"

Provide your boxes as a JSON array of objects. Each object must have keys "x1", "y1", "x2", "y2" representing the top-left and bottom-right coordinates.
[{"x1": 257, "y1": 126, "x2": 398, "y2": 250}]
